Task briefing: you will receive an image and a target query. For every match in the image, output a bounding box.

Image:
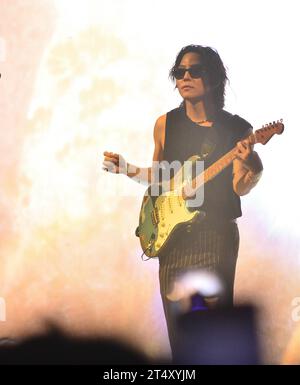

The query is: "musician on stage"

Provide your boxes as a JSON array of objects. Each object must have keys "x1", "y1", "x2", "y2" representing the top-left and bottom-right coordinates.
[{"x1": 102, "y1": 45, "x2": 263, "y2": 359}]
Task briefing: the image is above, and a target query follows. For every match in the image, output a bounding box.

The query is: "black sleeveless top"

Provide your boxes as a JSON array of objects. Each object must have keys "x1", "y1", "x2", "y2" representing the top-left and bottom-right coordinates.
[{"x1": 163, "y1": 106, "x2": 252, "y2": 220}]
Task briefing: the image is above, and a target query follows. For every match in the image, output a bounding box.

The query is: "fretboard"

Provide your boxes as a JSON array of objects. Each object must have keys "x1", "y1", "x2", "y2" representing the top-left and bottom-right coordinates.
[{"x1": 191, "y1": 132, "x2": 255, "y2": 190}]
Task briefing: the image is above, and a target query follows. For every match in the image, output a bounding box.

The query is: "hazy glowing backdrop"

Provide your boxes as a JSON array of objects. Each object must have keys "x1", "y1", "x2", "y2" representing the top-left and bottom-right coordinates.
[{"x1": 0, "y1": 0, "x2": 299, "y2": 362}]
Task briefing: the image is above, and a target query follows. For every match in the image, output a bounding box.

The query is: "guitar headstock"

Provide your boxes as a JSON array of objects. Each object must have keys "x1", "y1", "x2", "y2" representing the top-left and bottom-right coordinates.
[{"x1": 254, "y1": 119, "x2": 284, "y2": 145}]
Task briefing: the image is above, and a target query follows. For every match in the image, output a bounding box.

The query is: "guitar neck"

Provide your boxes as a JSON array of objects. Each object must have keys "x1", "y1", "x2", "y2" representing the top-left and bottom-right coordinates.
[{"x1": 193, "y1": 132, "x2": 256, "y2": 189}]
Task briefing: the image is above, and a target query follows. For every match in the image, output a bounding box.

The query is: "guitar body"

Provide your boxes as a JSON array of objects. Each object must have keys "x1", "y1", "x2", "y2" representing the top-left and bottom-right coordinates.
[{"x1": 138, "y1": 155, "x2": 205, "y2": 258}]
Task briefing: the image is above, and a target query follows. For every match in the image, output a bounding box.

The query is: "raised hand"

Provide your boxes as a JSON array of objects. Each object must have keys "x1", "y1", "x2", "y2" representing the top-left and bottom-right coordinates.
[{"x1": 102, "y1": 151, "x2": 127, "y2": 174}]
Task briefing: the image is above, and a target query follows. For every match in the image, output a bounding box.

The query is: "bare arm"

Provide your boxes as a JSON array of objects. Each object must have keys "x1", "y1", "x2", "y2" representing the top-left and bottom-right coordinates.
[{"x1": 102, "y1": 115, "x2": 166, "y2": 185}]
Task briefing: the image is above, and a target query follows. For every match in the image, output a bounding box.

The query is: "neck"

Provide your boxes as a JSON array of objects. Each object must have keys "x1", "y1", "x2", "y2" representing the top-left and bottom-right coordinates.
[{"x1": 184, "y1": 99, "x2": 209, "y2": 123}]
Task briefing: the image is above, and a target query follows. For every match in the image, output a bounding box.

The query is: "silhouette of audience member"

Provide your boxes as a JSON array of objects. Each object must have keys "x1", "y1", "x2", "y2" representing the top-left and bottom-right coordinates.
[{"x1": 0, "y1": 327, "x2": 152, "y2": 365}]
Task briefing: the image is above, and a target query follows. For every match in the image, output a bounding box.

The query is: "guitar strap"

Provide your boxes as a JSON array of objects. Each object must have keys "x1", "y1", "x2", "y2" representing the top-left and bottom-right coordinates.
[{"x1": 199, "y1": 127, "x2": 217, "y2": 161}]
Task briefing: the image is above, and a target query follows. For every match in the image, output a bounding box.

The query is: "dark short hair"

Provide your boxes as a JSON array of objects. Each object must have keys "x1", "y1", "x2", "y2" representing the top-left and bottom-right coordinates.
[{"x1": 169, "y1": 45, "x2": 228, "y2": 110}]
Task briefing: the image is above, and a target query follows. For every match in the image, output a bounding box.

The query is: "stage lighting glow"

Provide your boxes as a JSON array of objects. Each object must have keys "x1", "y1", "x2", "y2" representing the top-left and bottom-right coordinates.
[
  {"x1": 167, "y1": 270, "x2": 223, "y2": 302},
  {"x1": 1, "y1": 0, "x2": 300, "y2": 363}
]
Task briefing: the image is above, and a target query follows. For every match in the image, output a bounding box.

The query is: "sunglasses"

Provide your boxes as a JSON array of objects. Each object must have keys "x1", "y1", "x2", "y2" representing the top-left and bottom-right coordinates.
[{"x1": 173, "y1": 65, "x2": 206, "y2": 80}]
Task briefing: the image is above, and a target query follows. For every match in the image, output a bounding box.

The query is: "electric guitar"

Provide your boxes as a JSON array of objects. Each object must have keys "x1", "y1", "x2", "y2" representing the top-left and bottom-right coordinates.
[{"x1": 136, "y1": 120, "x2": 284, "y2": 258}]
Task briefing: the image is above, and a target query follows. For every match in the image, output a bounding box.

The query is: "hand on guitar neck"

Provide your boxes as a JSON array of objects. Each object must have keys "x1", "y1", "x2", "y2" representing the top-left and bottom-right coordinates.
[{"x1": 234, "y1": 138, "x2": 263, "y2": 174}]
